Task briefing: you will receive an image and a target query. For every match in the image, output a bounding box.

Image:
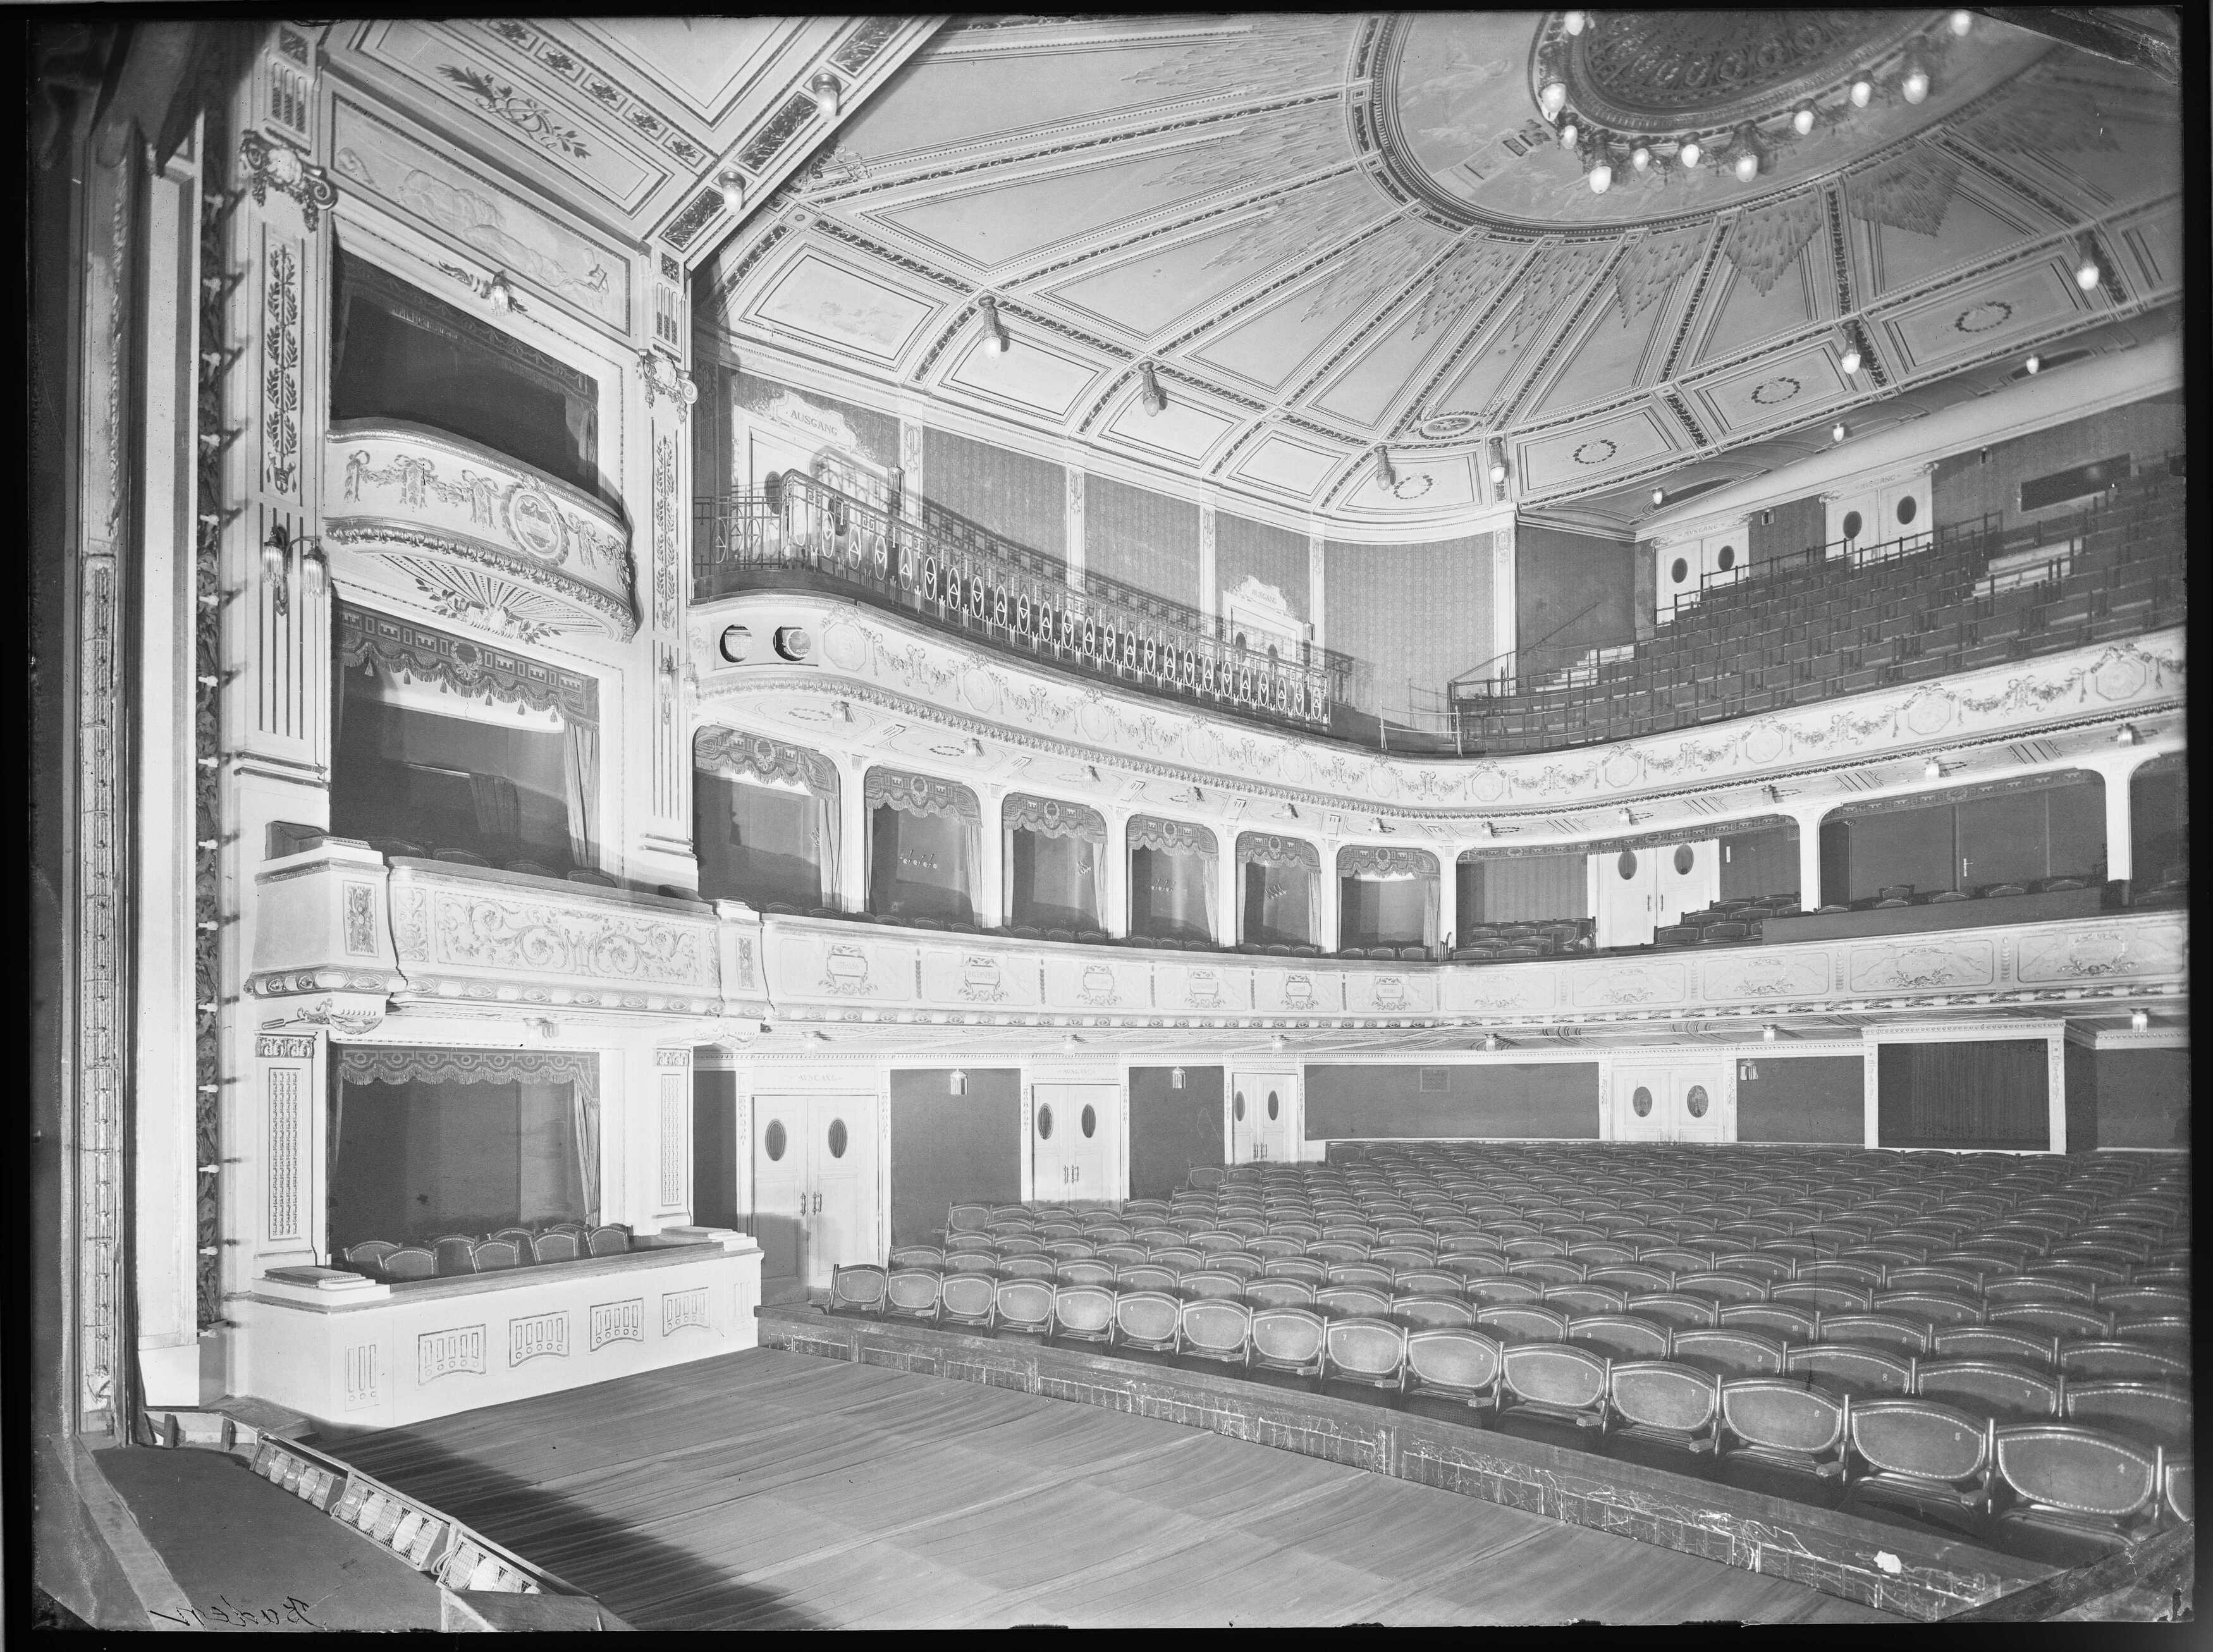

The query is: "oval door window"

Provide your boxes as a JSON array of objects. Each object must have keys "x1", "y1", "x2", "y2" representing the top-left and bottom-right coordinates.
[
  {"x1": 1267, "y1": 1091, "x2": 1280, "y2": 1121},
  {"x1": 1037, "y1": 1104, "x2": 1055, "y2": 1141},
  {"x1": 1233, "y1": 1091, "x2": 1247, "y2": 1122},
  {"x1": 1631, "y1": 1087, "x2": 1653, "y2": 1118},
  {"x1": 1081, "y1": 1104, "x2": 1097, "y2": 1139},
  {"x1": 1673, "y1": 845, "x2": 1694, "y2": 875},
  {"x1": 1686, "y1": 1086, "x2": 1710, "y2": 1118},
  {"x1": 827, "y1": 1118, "x2": 849, "y2": 1158},
  {"x1": 1670, "y1": 557, "x2": 1689, "y2": 584},
  {"x1": 764, "y1": 1119, "x2": 788, "y2": 1161},
  {"x1": 1897, "y1": 495, "x2": 1918, "y2": 525},
  {"x1": 1717, "y1": 545, "x2": 1736, "y2": 571},
  {"x1": 1842, "y1": 510, "x2": 1863, "y2": 539},
  {"x1": 1617, "y1": 850, "x2": 1638, "y2": 879}
]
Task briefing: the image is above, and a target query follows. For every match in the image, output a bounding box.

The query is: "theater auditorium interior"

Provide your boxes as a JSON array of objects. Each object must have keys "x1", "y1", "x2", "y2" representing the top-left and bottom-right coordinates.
[{"x1": 27, "y1": 8, "x2": 2193, "y2": 1631}]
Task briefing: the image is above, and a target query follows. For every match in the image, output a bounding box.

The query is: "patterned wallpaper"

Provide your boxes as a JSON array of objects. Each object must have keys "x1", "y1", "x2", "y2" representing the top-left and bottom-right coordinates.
[
  {"x1": 1931, "y1": 393, "x2": 2183, "y2": 530},
  {"x1": 1748, "y1": 493, "x2": 1827, "y2": 565},
  {"x1": 1323, "y1": 532, "x2": 1493, "y2": 714},
  {"x1": 1515, "y1": 522, "x2": 1636, "y2": 664},
  {"x1": 1216, "y1": 512, "x2": 1309, "y2": 620},
  {"x1": 733, "y1": 370, "x2": 900, "y2": 473},
  {"x1": 1086, "y1": 474, "x2": 1199, "y2": 609},
  {"x1": 921, "y1": 425, "x2": 1066, "y2": 565}
]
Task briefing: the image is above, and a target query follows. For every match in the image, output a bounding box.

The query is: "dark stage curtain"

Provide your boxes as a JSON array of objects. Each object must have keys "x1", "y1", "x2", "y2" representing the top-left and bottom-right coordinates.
[{"x1": 1877, "y1": 1040, "x2": 2049, "y2": 1150}]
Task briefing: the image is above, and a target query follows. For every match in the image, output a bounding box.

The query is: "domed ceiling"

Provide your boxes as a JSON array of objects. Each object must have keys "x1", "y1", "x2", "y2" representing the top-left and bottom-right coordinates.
[{"x1": 695, "y1": 10, "x2": 2181, "y2": 534}]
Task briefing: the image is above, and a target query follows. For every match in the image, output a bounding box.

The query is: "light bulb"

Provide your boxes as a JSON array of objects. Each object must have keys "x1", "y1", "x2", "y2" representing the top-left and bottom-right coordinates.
[
  {"x1": 1629, "y1": 143, "x2": 1652, "y2": 172},
  {"x1": 1901, "y1": 63, "x2": 1930, "y2": 105},
  {"x1": 810, "y1": 71, "x2": 842, "y2": 118},
  {"x1": 1677, "y1": 138, "x2": 1701, "y2": 169},
  {"x1": 1840, "y1": 341, "x2": 1862, "y2": 375},
  {"x1": 1650, "y1": 487, "x2": 1665, "y2": 506},
  {"x1": 1849, "y1": 78, "x2": 1873, "y2": 108},
  {"x1": 1588, "y1": 159, "x2": 1612, "y2": 193},
  {"x1": 2024, "y1": 353, "x2": 2041, "y2": 374},
  {"x1": 2130, "y1": 1008, "x2": 2150, "y2": 1031},
  {"x1": 718, "y1": 170, "x2": 744, "y2": 214},
  {"x1": 1792, "y1": 104, "x2": 1816, "y2": 136},
  {"x1": 1563, "y1": 10, "x2": 1588, "y2": 36},
  {"x1": 1540, "y1": 81, "x2": 1567, "y2": 120},
  {"x1": 1734, "y1": 148, "x2": 1760, "y2": 183},
  {"x1": 1170, "y1": 1067, "x2": 1185, "y2": 1089},
  {"x1": 1762, "y1": 1024, "x2": 1778, "y2": 1042},
  {"x1": 1923, "y1": 757, "x2": 1943, "y2": 780},
  {"x1": 2075, "y1": 239, "x2": 2102, "y2": 291},
  {"x1": 1832, "y1": 422, "x2": 1847, "y2": 443},
  {"x1": 1949, "y1": 9, "x2": 1973, "y2": 35},
  {"x1": 1490, "y1": 459, "x2": 1509, "y2": 486},
  {"x1": 2114, "y1": 723, "x2": 2138, "y2": 745},
  {"x1": 984, "y1": 329, "x2": 1008, "y2": 356},
  {"x1": 1559, "y1": 119, "x2": 1579, "y2": 150}
]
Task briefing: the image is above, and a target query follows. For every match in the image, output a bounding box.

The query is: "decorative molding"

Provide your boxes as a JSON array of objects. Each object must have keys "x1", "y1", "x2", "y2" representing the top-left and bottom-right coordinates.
[
  {"x1": 236, "y1": 131, "x2": 340, "y2": 229},
  {"x1": 638, "y1": 348, "x2": 697, "y2": 413},
  {"x1": 658, "y1": 1075, "x2": 685, "y2": 1209},
  {"x1": 417, "y1": 1324, "x2": 487, "y2": 1383},
  {"x1": 590, "y1": 1298, "x2": 644, "y2": 1349},
  {"x1": 661, "y1": 1287, "x2": 712, "y2": 1335},
  {"x1": 261, "y1": 242, "x2": 303, "y2": 497},
  {"x1": 651, "y1": 431, "x2": 679, "y2": 631},
  {"x1": 507, "y1": 1311, "x2": 570, "y2": 1366},
  {"x1": 266, "y1": 1070, "x2": 301, "y2": 1242}
]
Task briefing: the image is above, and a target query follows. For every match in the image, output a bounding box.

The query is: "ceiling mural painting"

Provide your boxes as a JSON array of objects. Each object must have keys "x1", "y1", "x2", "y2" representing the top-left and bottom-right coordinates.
[{"x1": 692, "y1": 10, "x2": 2178, "y2": 534}]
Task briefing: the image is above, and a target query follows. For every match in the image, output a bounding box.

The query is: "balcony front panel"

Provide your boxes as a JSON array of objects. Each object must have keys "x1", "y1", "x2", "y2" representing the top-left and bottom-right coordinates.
[
  {"x1": 691, "y1": 589, "x2": 2182, "y2": 827},
  {"x1": 324, "y1": 419, "x2": 637, "y2": 643}
]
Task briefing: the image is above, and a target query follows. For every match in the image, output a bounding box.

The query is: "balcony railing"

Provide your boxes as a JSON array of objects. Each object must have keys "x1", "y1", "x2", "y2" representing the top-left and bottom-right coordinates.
[{"x1": 694, "y1": 472, "x2": 1351, "y2": 731}]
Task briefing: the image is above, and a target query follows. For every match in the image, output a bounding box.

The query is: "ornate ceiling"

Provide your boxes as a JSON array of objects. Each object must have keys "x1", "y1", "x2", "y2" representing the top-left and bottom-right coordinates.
[{"x1": 694, "y1": 11, "x2": 2181, "y2": 535}]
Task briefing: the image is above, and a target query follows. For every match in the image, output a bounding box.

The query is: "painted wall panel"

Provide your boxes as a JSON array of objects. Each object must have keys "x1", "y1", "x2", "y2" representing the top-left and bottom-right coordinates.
[
  {"x1": 1128, "y1": 1065, "x2": 1225, "y2": 1198},
  {"x1": 1303, "y1": 1062, "x2": 1601, "y2": 1140},
  {"x1": 1734, "y1": 1056, "x2": 1861, "y2": 1144},
  {"x1": 887, "y1": 1067, "x2": 1021, "y2": 1248},
  {"x1": 1323, "y1": 532, "x2": 1493, "y2": 716}
]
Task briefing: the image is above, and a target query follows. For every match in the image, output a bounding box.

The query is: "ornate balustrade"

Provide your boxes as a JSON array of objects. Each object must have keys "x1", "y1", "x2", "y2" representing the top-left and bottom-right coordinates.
[
  {"x1": 694, "y1": 472, "x2": 1349, "y2": 730},
  {"x1": 324, "y1": 419, "x2": 637, "y2": 643},
  {"x1": 250, "y1": 851, "x2": 2183, "y2": 1034}
]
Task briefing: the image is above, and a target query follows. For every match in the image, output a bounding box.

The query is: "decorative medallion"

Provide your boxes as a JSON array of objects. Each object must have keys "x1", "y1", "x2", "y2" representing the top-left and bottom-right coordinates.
[
  {"x1": 503, "y1": 481, "x2": 570, "y2": 563},
  {"x1": 1750, "y1": 375, "x2": 1801, "y2": 406},
  {"x1": 1418, "y1": 412, "x2": 1483, "y2": 439},
  {"x1": 1572, "y1": 437, "x2": 1619, "y2": 467},
  {"x1": 1954, "y1": 300, "x2": 2014, "y2": 334}
]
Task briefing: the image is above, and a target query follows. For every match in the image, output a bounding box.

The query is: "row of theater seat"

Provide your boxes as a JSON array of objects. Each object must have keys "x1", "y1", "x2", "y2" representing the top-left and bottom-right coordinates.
[
  {"x1": 341, "y1": 1223, "x2": 632, "y2": 1279},
  {"x1": 1454, "y1": 473, "x2": 2185, "y2": 752},
  {"x1": 825, "y1": 1270, "x2": 2190, "y2": 1557}
]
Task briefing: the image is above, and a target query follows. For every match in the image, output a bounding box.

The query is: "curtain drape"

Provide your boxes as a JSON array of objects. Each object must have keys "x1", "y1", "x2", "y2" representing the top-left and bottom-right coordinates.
[
  {"x1": 1338, "y1": 846, "x2": 1440, "y2": 949},
  {"x1": 1131, "y1": 816, "x2": 1218, "y2": 941},
  {"x1": 562, "y1": 718, "x2": 598, "y2": 867},
  {"x1": 1003, "y1": 795, "x2": 1105, "y2": 929},
  {"x1": 1239, "y1": 834, "x2": 1320, "y2": 945},
  {"x1": 694, "y1": 728, "x2": 841, "y2": 905}
]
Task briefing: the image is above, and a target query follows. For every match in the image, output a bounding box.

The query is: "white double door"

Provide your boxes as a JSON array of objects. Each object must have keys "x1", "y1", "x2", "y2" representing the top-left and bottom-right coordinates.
[
  {"x1": 753, "y1": 1094, "x2": 879, "y2": 1292},
  {"x1": 1592, "y1": 840, "x2": 1720, "y2": 948},
  {"x1": 1613, "y1": 1062, "x2": 1734, "y2": 1143},
  {"x1": 1031, "y1": 1083, "x2": 1122, "y2": 1203},
  {"x1": 1229, "y1": 1070, "x2": 1300, "y2": 1163}
]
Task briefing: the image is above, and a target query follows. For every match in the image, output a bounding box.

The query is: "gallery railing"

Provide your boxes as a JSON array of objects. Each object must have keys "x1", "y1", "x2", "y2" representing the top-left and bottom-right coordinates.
[{"x1": 694, "y1": 472, "x2": 1351, "y2": 730}]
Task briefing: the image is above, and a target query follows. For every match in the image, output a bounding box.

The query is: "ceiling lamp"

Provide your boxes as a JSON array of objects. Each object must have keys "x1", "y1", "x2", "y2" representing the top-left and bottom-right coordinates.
[
  {"x1": 1849, "y1": 76, "x2": 1874, "y2": 108},
  {"x1": 1923, "y1": 757, "x2": 1944, "y2": 780},
  {"x1": 1629, "y1": 142, "x2": 1652, "y2": 173},
  {"x1": 1270, "y1": 1033, "x2": 1287, "y2": 1052},
  {"x1": 1899, "y1": 55, "x2": 1931, "y2": 106},
  {"x1": 948, "y1": 1069, "x2": 966, "y2": 1096},
  {"x1": 1676, "y1": 137, "x2": 1701, "y2": 170},
  {"x1": 1839, "y1": 328, "x2": 1863, "y2": 375},
  {"x1": 1731, "y1": 125, "x2": 1763, "y2": 183},
  {"x1": 2113, "y1": 723, "x2": 2138, "y2": 745},
  {"x1": 978, "y1": 295, "x2": 1011, "y2": 356},
  {"x1": 1375, "y1": 447, "x2": 1397, "y2": 489},
  {"x1": 1762, "y1": 1024, "x2": 1779, "y2": 1042},
  {"x1": 2130, "y1": 1008, "x2": 2150, "y2": 1031},
  {"x1": 1562, "y1": 10, "x2": 1589, "y2": 37},
  {"x1": 1559, "y1": 118, "x2": 1580, "y2": 150},
  {"x1": 1488, "y1": 442, "x2": 1509, "y2": 487},
  {"x1": 1791, "y1": 103, "x2": 1817, "y2": 137},
  {"x1": 2074, "y1": 234, "x2": 2105, "y2": 291},
  {"x1": 1540, "y1": 81, "x2": 1567, "y2": 121},
  {"x1": 717, "y1": 169, "x2": 745, "y2": 215},
  {"x1": 1587, "y1": 149, "x2": 1614, "y2": 193},
  {"x1": 1949, "y1": 9, "x2": 1973, "y2": 36},
  {"x1": 1831, "y1": 422, "x2": 1848, "y2": 443},
  {"x1": 809, "y1": 71, "x2": 843, "y2": 117},
  {"x1": 1650, "y1": 486, "x2": 1665, "y2": 506},
  {"x1": 1137, "y1": 360, "x2": 1168, "y2": 417},
  {"x1": 2023, "y1": 352, "x2": 2041, "y2": 374}
]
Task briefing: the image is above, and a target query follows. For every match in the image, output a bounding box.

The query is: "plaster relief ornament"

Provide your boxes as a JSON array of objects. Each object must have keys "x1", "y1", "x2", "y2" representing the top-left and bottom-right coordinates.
[{"x1": 236, "y1": 132, "x2": 340, "y2": 228}]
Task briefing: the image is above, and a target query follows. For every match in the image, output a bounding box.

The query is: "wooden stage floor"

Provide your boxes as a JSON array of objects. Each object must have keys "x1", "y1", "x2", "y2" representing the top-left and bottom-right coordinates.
[{"x1": 324, "y1": 1349, "x2": 1900, "y2": 1629}]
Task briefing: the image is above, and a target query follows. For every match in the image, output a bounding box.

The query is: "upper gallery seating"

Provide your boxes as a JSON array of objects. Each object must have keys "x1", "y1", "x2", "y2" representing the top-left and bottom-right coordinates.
[
  {"x1": 831, "y1": 1144, "x2": 2189, "y2": 1565},
  {"x1": 1457, "y1": 464, "x2": 2185, "y2": 754},
  {"x1": 338, "y1": 1221, "x2": 637, "y2": 1279}
]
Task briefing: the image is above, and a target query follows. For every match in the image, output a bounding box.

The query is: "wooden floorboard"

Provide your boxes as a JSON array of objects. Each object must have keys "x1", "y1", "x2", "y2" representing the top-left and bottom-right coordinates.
[{"x1": 324, "y1": 1347, "x2": 1901, "y2": 1627}]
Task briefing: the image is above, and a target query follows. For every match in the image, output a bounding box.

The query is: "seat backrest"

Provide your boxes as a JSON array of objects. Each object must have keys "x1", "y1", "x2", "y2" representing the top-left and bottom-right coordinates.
[
  {"x1": 1670, "y1": 1328, "x2": 1787, "y2": 1377},
  {"x1": 998, "y1": 1256, "x2": 1058, "y2": 1280},
  {"x1": 1117, "y1": 1264, "x2": 1180, "y2": 1293},
  {"x1": 1786, "y1": 1343, "x2": 1914, "y2": 1397},
  {"x1": 945, "y1": 1249, "x2": 1000, "y2": 1273},
  {"x1": 489, "y1": 1227, "x2": 536, "y2": 1248},
  {"x1": 1994, "y1": 1424, "x2": 2161, "y2": 1520},
  {"x1": 1181, "y1": 1270, "x2": 1244, "y2": 1300},
  {"x1": 1626, "y1": 1293, "x2": 1720, "y2": 1329},
  {"x1": 1179, "y1": 1298, "x2": 1253, "y2": 1358},
  {"x1": 1720, "y1": 1376, "x2": 1847, "y2": 1456},
  {"x1": 475, "y1": 1238, "x2": 527, "y2": 1271},
  {"x1": 1406, "y1": 1326, "x2": 1502, "y2": 1395},
  {"x1": 1244, "y1": 1277, "x2": 1316, "y2": 1308},
  {"x1": 1672, "y1": 1272, "x2": 1770, "y2": 1306},
  {"x1": 1849, "y1": 1398, "x2": 1992, "y2": 1484},
  {"x1": 1913, "y1": 1358, "x2": 2061, "y2": 1422},
  {"x1": 1609, "y1": 1360, "x2": 1721, "y2": 1435},
  {"x1": 1051, "y1": 1282, "x2": 1116, "y2": 1337},
  {"x1": 1543, "y1": 1284, "x2": 1628, "y2": 1316},
  {"x1": 2112, "y1": 1316, "x2": 2192, "y2": 1347},
  {"x1": 830, "y1": 1263, "x2": 889, "y2": 1311},
  {"x1": 1391, "y1": 1295, "x2": 1475, "y2": 1330},
  {"x1": 344, "y1": 1240, "x2": 399, "y2": 1269},
  {"x1": 1872, "y1": 1290, "x2": 1982, "y2": 1327},
  {"x1": 587, "y1": 1225, "x2": 630, "y2": 1257},
  {"x1": 1113, "y1": 1288, "x2": 1182, "y2": 1347},
  {"x1": 381, "y1": 1245, "x2": 436, "y2": 1280},
  {"x1": 1502, "y1": 1341, "x2": 1609, "y2": 1409},
  {"x1": 1261, "y1": 1257, "x2": 1328, "y2": 1284},
  {"x1": 1324, "y1": 1316, "x2": 1407, "y2": 1382},
  {"x1": 2064, "y1": 1381, "x2": 2192, "y2": 1449},
  {"x1": 1327, "y1": 1263, "x2": 1394, "y2": 1290},
  {"x1": 432, "y1": 1237, "x2": 478, "y2": 1275},
  {"x1": 940, "y1": 1271, "x2": 998, "y2": 1321},
  {"x1": 1475, "y1": 1304, "x2": 1571, "y2": 1343},
  {"x1": 1057, "y1": 1259, "x2": 1116, "y2": 1286},
  {"x1": 1586, "y1": 1264, "x2": 1674, "y2": 1295},
  {"x1": 994, "y1": 1276, "x2": 1055, "y2": 1329},
  {"x1": 1774, "y1": 1282, "x2": 1874, "y2": 1314},
  {"x1": 1818, "y1": 1313, "x2": 1932, "y2": 1355},
  {"x1": 1250, "y1": 1306, "x2": 1327, "y2": 1369},
  {"x1": 1315, "y1": 1284, "x2": 1392, "y2": 1319},
  {"x1": 2164, "y1": 1454, "x2": 2194, "y2": 1525},
  {"x1": 1933, "y1": 1325, "x2": 2059, "y2": 1367},
  {"x1": 886, "y1": 1268, "x2": 943, "y2": 1314}
]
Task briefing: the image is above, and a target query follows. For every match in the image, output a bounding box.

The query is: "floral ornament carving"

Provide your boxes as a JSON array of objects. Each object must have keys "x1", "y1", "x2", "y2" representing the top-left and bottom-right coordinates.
[
  {"x1": 431, "y1": 893, "x2": 708, "y2": 986},
  {"x1": 637, "y1": 350, "x2": 698, "y2": 413},
  {"x1": 262, "y1": 246, "x2": 302, "y2": 496},
  {"x1": 652, "y1": 433, "x2": 678, "y2": 631},
  {"x1": 1850, "y1": 943, "x2": 1990, "y2": 993},
  {"x1": 436, "y1": 64, "x2": 591, "y2": 159},
  {"x1": 236, "y1": 132, "x2": 340, "y2": 229}
]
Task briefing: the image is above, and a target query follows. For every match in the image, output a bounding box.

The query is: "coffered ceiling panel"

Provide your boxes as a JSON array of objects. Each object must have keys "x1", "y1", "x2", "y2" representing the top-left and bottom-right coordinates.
[{"x1": 689, "y1": 9, "x2": 2179, "y2": 532}]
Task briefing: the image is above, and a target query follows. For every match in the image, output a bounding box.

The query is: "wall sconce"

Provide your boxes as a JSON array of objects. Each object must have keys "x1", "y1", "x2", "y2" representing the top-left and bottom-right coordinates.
[
  {"x1": 261, "y1": 524, "x2": 295, "y2": 615},
  {"x1": 483, "y1": 271, "x2": 517, "y2": 312},
  {"x1": 2023, "y1": 353, "x2": 2042, "y2": 375},
  {"x1": 1831, "y1": 422, "x2": 1848, "y2": 444},
  {"x1": 534, "y1": 1017, "x2": 561, "y2": 1041},
  {"x1": 1617, "y1": 806, "x2": 1636, "y2": 826},
  {"x1": 1740, "y1": 1059, "x2": 1760, "y2": 1081},
  {"x1": 1791, "y1": 102, "x2": 1817, "y2": 137},
  {"x1": 1481, "y1": 821, "x2": 1497, "y2": 838},
  {"x1": 1482, "y1": 1034, "x2": 1501, "y2": 1052},
  {"x1": 1763, "y1": 783, "x2": 1782, "y2": 804},
  {"x1": 966, "y1": 736, "x2": 987, "y2": 759},
  {"x1": 978, "y1": 295, "x2": 1012, "y2": 356},
  {"x1": 1650, "y1": 487, "x2": 1666, "y2": 507},
  {"x1": 1923, "y1": 757, "x2": 1944, "y2": 780},
  {"x1": 1170, "y1": 1066, "x2": 1185, "y2": 1089},
  {"x1": 809, "y1": 71, "x2": 843, "y2": 118},
  {"x1": 1848, "y1": 76, "x2": 1874, "y2": 109},
  {"x1": 1762, "y1": 1024, "x2": 1778, "y2": 1042},
  {"x1": 1269, "y1": 1033, "x2": 1287, "y2": 1052},
  {"x1": 1375, "y1": 448, "x2": 1397, "y2": 489},
  {"x1": 2113, "y1": 723, "x2": 2138, "y2": 745},
  {"x1": 1558, "y1": 116, "x2": 1580, "y2": 151},
  {"x1": 948, "y1": 1068, "x2": 966, "y2": 1096},
  {"x1": 301, "y1": 538, "x2": 328, "y2": 598},
  {"x1": 1562, "y1": 10, "x2": 1589, "y2": 36},
  {"x1": 1629, "y1": 142, "x2": 1653, "y2": 174},
  {"x1": 717, "y1": 169, "x2": 745, "y2": 215},
  {"x1": 1488, "y1": 441, "x2": 1509, "y2": 488},
  {"x1": 1063, "y1": 1032, "x2": 1082, "y2": 1053},
  {"x1": 2130, "y1": 1008, "x2": 2150, "y2": 1031},
  {"x1": 1137, "y1": 360, "x2": 1169, "y2": 417},
  {"x1": 1586, "y1": 144, "x2": 1614, "y2": 195}
]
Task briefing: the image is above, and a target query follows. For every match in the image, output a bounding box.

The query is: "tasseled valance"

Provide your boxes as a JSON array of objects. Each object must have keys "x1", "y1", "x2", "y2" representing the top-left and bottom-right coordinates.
[
  {"x1": 1236, "y1": 832, "x2": 1320, "y2": 870},
  {"x1": 864, "y1": 766, "x2": 981, "y2": 822},
  {"x1": 693, "y1": 726, "x2": 838, "y2": 795},
  {"x1": 1340, "y1": 845, "x2": 1439, "y2": 881},
  {"x1": 1003, "y1": 793, "x2": 1105, "y2": 842},
  {"x1": 1128, "y1": 815, "x2": 1217, "y2": 857}
]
